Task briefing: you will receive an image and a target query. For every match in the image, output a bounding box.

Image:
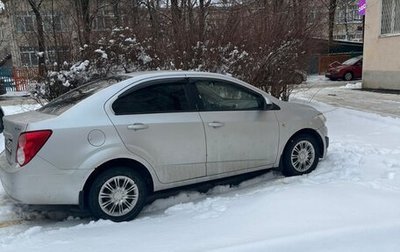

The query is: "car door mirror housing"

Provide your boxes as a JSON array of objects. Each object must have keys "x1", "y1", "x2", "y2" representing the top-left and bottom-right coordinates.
[{"x1": 264, "y1": 99, "x2": 280, "y2": 110}]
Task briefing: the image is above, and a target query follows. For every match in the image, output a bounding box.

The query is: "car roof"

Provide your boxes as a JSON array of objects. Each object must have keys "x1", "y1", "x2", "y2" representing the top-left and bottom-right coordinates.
[{"x1": 120, "y1": 70, "x2": 232, "y2": 79}]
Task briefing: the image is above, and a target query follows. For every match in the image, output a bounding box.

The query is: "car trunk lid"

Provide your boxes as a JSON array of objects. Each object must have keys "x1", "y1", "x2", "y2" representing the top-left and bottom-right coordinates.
[{"x1": 3, "y1": 111, "x2": 56, "y2": 166}]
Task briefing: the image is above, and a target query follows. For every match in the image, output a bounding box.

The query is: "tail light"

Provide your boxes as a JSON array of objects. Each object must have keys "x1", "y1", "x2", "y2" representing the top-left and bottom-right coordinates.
[{"x1": 16, "y1": 130, "x2": 52, "y2": 166}]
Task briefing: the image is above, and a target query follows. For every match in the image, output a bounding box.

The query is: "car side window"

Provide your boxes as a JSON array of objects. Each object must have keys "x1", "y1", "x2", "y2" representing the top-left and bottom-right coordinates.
[
  {"x1": 195, "y1": 80, "x2": 265, "y2": 111},
  {"x1": 113, "y1": 82, "x2": 190, "y2": 115}
]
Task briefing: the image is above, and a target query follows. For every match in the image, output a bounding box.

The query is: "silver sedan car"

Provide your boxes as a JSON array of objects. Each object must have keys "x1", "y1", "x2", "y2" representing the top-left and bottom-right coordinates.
[{"x1": 0, "y1": 71, "x2": 328, "y2": 221}]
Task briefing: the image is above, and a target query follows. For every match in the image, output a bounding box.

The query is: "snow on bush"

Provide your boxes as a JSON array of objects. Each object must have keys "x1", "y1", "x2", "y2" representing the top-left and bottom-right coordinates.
[{"x1": 33, "y1": 28, "x2": 252, "y2": 102}]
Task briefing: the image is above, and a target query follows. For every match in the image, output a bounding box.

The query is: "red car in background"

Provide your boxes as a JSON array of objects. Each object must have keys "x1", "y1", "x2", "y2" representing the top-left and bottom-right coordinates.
[{"x1": 325, "y1": 55, "x2": 363, "y2": 81}]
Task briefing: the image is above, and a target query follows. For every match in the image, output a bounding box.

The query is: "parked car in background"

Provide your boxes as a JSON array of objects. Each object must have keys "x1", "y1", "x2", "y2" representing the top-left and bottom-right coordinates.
[
  {"x1": 0, "y1": 71, "x2": 329, "y2": 222},
  {"x1": 325, "y1": 55, "x2": 363, "y2": 81}
]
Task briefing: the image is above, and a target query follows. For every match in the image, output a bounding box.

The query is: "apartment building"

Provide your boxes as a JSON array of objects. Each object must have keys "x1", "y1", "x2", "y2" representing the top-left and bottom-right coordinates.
[{"x1": 363, "y1": 0, "x2": 400, "y2": 90}]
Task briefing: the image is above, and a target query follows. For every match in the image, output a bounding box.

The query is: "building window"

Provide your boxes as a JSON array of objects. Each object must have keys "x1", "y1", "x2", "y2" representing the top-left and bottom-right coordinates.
[
  {"x1": 20, "y1": 46, "x2": 70, "y2": 67},
  {"x1": 381, "y1": 0, "x2": 400, "y2": 35},
  {"x1": 336, "y1": 4, "x2": 363, "y2": 24},
  {"x1": 44, "y1": 15, "x2": 63, "y2": 32},
  {"x1": 15, "y1": 12, "x2": 64, "y2": 33},
  {"x1": 20, "y1": 47, "x2": 38, "y2": 66},
  {"x1": 15, "y1": 15, "x2": 34, "y2": 33},
  {"x1": 92, "y1": 9, "x2": 114, "y2": 31}
]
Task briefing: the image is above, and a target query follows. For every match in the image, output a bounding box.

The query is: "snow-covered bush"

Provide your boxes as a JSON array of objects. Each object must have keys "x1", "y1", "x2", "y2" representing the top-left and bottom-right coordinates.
[
  {"x1": 28, "y1": 1, "x2": 317, "y2": 102},
  {"x1": 34, "y1": 28, "x2": 253, "y2": 102}
]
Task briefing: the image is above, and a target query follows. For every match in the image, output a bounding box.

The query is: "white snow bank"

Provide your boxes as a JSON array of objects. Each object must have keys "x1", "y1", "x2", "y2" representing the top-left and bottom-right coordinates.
[{"x1": 341, "y1": 82, "x2": 362, "y2": 89}]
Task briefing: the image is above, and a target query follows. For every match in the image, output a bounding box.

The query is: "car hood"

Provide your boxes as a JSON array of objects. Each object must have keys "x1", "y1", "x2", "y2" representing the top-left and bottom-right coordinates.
[
  {"x1": 329, "y1": 64, "x2": 347, "y2": 71},
  {"x1": 275, "y1": 99, "x2": 322, "y2": 121}
]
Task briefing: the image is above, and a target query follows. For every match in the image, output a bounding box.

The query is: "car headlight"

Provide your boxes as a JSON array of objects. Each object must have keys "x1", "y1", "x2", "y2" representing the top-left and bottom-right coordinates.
[{"x1": 316, "y1": 113, "x2": 327, "y2": 123}]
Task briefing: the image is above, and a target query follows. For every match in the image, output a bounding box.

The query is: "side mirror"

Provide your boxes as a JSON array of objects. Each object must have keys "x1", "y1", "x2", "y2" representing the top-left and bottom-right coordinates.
[
  {"x1": 265, "y1": 103, "x2": 274, "y2": 110},
  {"x1": 264, "y1": 98, "x2": 280, "y2": 110}
]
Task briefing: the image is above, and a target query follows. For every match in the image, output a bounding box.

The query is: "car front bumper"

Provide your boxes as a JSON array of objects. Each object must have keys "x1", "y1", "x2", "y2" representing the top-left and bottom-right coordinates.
[
  {"x1": 325, "y1": 72, "x2": 340, "y2": 79},
  {"x1": 0, "y1": 151, "x2": 89, "y2": 205}
]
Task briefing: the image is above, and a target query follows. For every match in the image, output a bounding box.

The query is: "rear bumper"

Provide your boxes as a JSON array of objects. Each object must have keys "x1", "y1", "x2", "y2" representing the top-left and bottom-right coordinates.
[{"x1": 0, "y1": 151, "x2": 89, "y2": 205}]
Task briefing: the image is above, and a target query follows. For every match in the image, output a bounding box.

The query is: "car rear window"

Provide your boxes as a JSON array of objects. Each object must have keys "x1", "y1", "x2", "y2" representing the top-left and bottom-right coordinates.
[{"x1": 38, "y1": 76, "x2": 129, "y2": 115}]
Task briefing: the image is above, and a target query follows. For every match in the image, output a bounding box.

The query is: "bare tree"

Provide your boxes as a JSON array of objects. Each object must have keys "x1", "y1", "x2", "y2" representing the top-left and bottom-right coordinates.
[
  {"x1": 27, "y1": 0, "x2": 47, "y2": 77},
  {"x1": 328, "y1": 0, "x2": 337, "y2": 51},
  {"x1": 29, "y1": 0, "x2": 327, "y2": 102}
]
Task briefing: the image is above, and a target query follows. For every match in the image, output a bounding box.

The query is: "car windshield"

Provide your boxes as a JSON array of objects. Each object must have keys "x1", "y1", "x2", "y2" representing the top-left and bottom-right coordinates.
[
  {"x1": 342, "y1": 56, "x2": 362, "y2": 66},
  {"x1": 38, "y1": 76, "x2": 129, "y2": 115}
]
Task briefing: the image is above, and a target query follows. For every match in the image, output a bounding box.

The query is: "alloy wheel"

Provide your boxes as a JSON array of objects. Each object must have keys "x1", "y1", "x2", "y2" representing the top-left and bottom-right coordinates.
[
  {"x1": 98, "y1": 176, "x2": 139, "y2": 217},
  {"x1": 290, "y1": 140, "x2": 316, "y2": 172}
]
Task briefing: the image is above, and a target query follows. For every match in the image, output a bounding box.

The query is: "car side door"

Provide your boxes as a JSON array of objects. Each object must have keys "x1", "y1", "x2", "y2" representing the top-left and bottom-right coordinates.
[
  {"x1": 190, "y1": 78, "x2": 280, "y2": 176},
  {"x1": 107, "y1": 78, "x2": 207, "y2": 184}
]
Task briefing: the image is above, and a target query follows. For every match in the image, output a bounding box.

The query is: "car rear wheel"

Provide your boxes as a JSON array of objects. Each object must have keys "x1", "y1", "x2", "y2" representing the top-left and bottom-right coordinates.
[
  {"x1": 344, "y1": 72, "x2": 353, "y2": 81},
  {"x1": 282, "y1": 135, "x2": 319, "y2": 176},
  {"x1": 88, "y1": 167, "x2": 148, "y2": 222}
]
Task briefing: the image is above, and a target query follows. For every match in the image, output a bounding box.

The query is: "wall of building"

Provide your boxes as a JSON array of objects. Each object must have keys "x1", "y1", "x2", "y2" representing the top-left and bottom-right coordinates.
[{"x1": 363, "y1": 0, "x2": 400, "y2": 90}]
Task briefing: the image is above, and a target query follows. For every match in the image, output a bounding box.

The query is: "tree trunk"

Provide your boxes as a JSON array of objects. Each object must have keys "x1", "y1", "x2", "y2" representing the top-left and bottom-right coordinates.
[
  {"x1": 81, "y1": 0, "x2": 91, "y2": 45},
  {"x1": 113, "y1": 1, "x2": 121, "y2": 27},
  {"x1": 50, "y1": 0, "x2": 61, "y2": 71},
  {"x1": 328, "y1": 0, "x2": 337, "y2": 53},
  {"x1": 198, "y1": 0, "x2": 206, "y2": 42},
  {"x1": 74, "y1": 0, "x2": 92, "y2": 45},
  {"x1": 27, "y1": 0, "x2": 47, "y2": 78},
  {"x1": 171, "y1": 0, "x2": 182, "y2": 67}
]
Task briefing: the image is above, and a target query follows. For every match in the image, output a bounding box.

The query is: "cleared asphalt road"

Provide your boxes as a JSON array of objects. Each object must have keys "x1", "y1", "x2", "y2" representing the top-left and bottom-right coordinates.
[{"x1": 292, "y1": 76, "x2": 400, "y2": 118}]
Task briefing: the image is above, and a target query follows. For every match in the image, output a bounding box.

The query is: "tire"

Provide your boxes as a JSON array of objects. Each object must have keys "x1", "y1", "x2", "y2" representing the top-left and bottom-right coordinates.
[
  {"x1": 281, "y1": 134, "x2": 320, "y2": 177},
  {"x1": 344, "y1": 72, "x2": 353, "y2": 81},
  {"x1": 88, "y1": 167, "x2": 148, "y2": 222}
]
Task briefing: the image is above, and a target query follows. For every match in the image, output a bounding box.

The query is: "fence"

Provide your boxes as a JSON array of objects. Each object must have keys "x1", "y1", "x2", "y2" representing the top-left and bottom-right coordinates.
[
  {"x1": 0, "y1": 68, "x2": 15, "y2": 91},
  {"x1": 12, "y1": 67, "x2": 38, "y2": 91},
  {"x1": 0, "y1": 67, "x2": 38, "y2": 92}
]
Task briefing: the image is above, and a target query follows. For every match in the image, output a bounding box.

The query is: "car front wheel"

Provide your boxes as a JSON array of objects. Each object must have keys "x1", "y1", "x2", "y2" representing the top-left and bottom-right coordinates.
[
  {"x1": 88, "y1": 167, "x2": 148, "y2": 222},
  {"x1": 282, "y1": 135, "x2": 319, "y2": 176},
  {"x1": 344, "y1": 72, "x2": 353, "y2": 81}
]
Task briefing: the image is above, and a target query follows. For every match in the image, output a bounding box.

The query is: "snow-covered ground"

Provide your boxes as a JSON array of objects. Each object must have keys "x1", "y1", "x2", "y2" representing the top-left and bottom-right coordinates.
[{"x1": 0, "y1": 85, "x2": 400, "y2": 251}]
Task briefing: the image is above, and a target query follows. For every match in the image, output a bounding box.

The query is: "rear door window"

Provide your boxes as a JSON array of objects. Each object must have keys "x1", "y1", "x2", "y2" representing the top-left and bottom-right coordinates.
[{"x1": 112, "y1": 80, "x2": 191, "y2": 115}]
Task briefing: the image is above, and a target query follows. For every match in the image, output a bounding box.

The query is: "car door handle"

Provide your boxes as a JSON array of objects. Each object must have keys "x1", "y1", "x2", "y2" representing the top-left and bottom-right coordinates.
[
  {"x1": 127, "y1": 123, "x2": 149, "y2": 131},
  {"x1": 208, "y1": 121, "x2": 224, "y2": 128}
]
